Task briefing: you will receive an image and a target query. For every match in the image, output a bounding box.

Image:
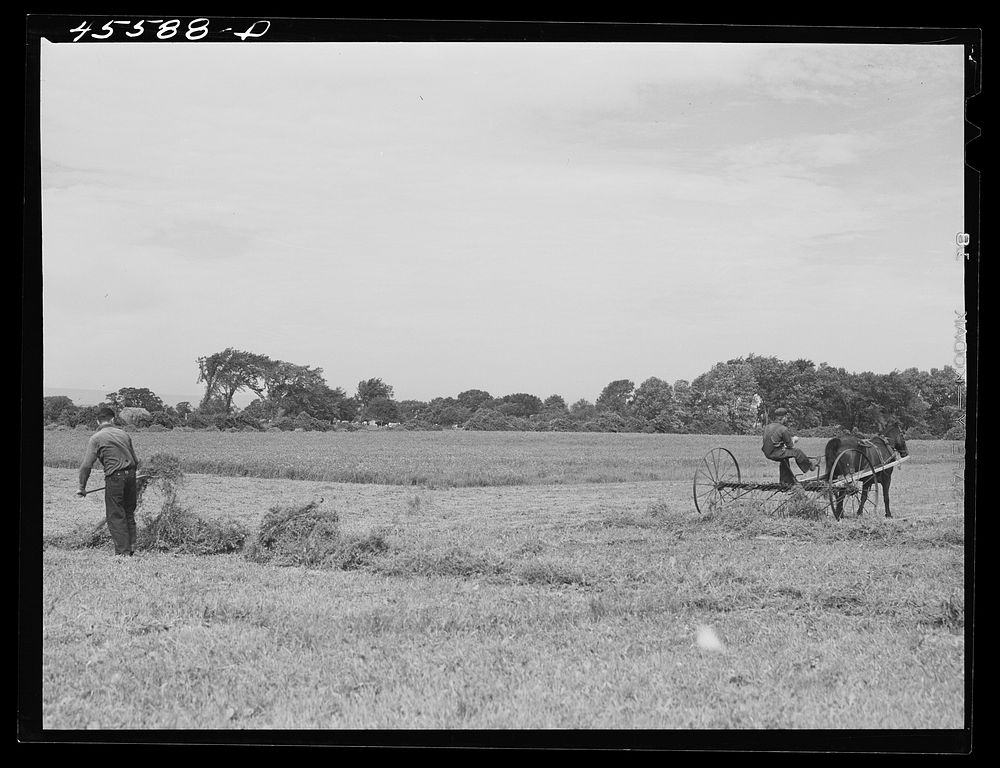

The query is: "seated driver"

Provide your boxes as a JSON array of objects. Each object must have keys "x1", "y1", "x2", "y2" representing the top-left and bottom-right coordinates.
[{"x1": 762, "y1": 407, "x2": 819, "y2": 487}]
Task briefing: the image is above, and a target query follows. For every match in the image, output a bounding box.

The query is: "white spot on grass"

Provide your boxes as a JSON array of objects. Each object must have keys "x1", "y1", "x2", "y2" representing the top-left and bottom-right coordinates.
[{"x1": 696, "y1": 624, "x2": 725, "y2": 652}]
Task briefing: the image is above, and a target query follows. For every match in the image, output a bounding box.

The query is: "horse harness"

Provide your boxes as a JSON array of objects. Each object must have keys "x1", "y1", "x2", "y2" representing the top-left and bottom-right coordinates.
[{"x1": 857, "y1": 435, "x2": 898, "y2": 467}]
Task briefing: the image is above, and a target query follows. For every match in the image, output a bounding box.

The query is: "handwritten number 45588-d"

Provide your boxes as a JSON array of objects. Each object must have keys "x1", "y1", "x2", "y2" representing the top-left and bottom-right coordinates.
[{"x1": 69, "y1": 19, "x2": 270, "y2": 42}]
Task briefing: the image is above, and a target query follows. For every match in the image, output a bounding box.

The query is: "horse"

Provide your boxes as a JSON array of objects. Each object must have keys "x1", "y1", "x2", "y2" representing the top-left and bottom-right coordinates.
[{"x1": 824, "y1": 422, "x2": 909, "y2": 519}]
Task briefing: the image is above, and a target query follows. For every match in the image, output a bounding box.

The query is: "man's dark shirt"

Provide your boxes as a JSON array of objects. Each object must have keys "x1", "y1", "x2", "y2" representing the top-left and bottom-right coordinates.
[
  {"x1": 79, "y1": 423, "x2": 139, "y2": 489},
  {"x1": 762, "y1": 421, "x2": 796, "y2": 459}
]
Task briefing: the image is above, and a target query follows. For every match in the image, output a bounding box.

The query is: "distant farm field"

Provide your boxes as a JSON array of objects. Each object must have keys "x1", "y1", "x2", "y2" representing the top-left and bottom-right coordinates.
[
  {"x1": 39, "y1": 431, "x2": 969, "y2": 734},
  {"x1": 42, "y1": 429, "x2": 965, "y2": 487}
]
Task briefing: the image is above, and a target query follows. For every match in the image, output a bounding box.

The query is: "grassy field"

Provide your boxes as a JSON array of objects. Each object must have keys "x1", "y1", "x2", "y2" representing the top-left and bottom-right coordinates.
[
  {"x1": 37, "y1": 432, "x2": 968, "y2": 734},
  {"x1": 42, "y1": 429, "x2": 965, "y2": 487}
]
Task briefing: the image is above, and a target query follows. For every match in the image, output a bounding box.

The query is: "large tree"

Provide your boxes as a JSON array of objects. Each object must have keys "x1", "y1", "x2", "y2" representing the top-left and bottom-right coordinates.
[
  {"x1": 630, "y1": 377, "x2": 674, "y2": 420},
  {"x1": 569, "y1": 399, "x2": 597, "y2": 421},
  {"x1": 261, "y1": 361, "x2": 349, "y2": 421},
  {"x1": 899, "y1": 366, "x2": 966, "y2": 436},
  {"x1": 595, "y1": 379, "x2": 635, "y2": 415},
  {"x1": 691, "y1": 362, "x2": 761, "y2": 434},
  {"x1": 738, "y1": 355, "x2": 821, "y2": 427},
  {"x1": 364, "y1": 396, "x2": 399, "y2": 426},
  {"x1": 670, "y1": 380, "x2": 694, "y2": 432},
  {"x1": 456, "y1": 389, "x2": 494, "y2": 412},
  {"x1": 850, "y1": 370, "x2": 919, "y2": 432},
  {"x1": 630, "y1": 377, "x2": 680, "y2": 432},
  {"x1": 395, "y1": 399, "x2": 429, "y2": 423},
  {"x1": 356, "y1": 378, "x2": 395, "y2": 408},
  {"x1": 415, "y1": 397, "x2": 472, "y2": 427},
  {"x1": 106, "y1": 387, "x2": 164, "y2": 412},
  {"x1": 534, "y1": 394, "x2": 570, "y2": 425},
  {"x1": 496, "y1": 393, "x2": 543, "y2": 419},
  {"x1": 43, "y1": 396, "x2": 76, "y2": 425},
  {"x1": 197, "y1": 348, "x2": 273, "y2": 414},
  {"x1": 543, "y1": 394, "x2": 568, "y2": 412},
  {"x1": 813, "y1": 364, "x2": 859, "y2": 429}
]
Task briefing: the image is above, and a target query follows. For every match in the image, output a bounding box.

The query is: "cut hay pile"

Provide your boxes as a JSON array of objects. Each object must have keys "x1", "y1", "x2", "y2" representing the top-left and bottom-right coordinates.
[
  {"x1": 133, "y1": 453, "x2": 247, "y2": 555},
  {"x1": 135, "y1": 501, "x2": 248, "y2": 555},
  {"x1": 242, "y1": 499, "x2": 390, "y2": 569},
  {"x1": 244, "y1": 498, "x2": 343, "y2": 567},
  {"x1": 137, "y1": 452, "x2": 185, "y2": 504},
  {"x1": 330, "y1": 529, "x2": 392, "y2": 569},
  {"x1": 777, "y1": 486, "x2": 826, "y2": 520}
]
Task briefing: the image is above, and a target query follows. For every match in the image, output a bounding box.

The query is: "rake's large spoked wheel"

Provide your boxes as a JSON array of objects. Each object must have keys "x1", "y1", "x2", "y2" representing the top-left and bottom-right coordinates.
[
  {"x1": 693, "y1": 448, "x2": 742, "y2": 515},
  {"x1": 827, "y1": 448, "x2": 880, "y2": 520}
]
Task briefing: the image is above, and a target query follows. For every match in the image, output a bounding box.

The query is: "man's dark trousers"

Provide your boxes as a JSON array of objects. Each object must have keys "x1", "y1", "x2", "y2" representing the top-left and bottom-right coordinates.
[
  {"x1": 104, "y1": 468, "x2": 137, "y2": 555},
  {"x1": 766, "y1": 447, "x2": 813, "y2": 487}
]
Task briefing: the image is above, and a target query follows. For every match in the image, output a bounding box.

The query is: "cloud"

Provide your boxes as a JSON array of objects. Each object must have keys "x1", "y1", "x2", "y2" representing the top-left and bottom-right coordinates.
[
  {"x1": 720, "y1": 133, "x2": 879, "y2": 173},
  {"x1": 40, "y1": 158, "x2": 104, "y2": 190},
  {"x1": 747, "y1": 44, "x2": 963, "y2": 105},
  {"x1": 140, "y1": 216, "x2": 259, "y2": 262}
]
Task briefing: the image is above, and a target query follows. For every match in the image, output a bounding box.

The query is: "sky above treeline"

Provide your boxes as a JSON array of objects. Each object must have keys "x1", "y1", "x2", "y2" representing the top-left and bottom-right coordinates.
[{"x1": 40, "y1": 39, "x2": 967, "y2": 407}]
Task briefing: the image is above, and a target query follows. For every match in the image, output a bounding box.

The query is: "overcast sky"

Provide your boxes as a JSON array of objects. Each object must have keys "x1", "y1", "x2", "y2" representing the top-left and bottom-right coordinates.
[{"x1": 40, "y1": 40, "x2": 966, "y2": 407}]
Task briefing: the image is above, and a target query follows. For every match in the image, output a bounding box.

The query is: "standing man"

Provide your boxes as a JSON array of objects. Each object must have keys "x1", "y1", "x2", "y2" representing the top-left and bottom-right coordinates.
[
  {"x1": 77, "y1": 407, "x2": 141, "y2": 557},
  {"x1": 762, "y1": 407, "x2": 818, "y2": 487}
]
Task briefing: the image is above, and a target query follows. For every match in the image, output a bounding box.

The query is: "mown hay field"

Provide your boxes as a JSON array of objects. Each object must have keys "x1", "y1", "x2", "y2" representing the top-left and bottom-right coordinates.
[{"x1": 39, "y1": 432, "x2": 969, "y2": 735}]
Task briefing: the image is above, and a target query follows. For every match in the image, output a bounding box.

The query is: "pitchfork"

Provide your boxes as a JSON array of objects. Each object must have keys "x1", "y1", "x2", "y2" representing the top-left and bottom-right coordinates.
[{"x1": 76, "y1": 474, "x2": 153, "y2": 497}]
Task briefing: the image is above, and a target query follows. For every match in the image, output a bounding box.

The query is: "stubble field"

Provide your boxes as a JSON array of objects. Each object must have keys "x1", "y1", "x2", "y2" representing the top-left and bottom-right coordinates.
[{"x1": 38, "y1": 431, "x2": 969, "y2": 734}]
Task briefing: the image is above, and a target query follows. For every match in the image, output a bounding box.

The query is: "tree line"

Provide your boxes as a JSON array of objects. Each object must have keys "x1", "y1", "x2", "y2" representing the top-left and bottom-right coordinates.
[{"x1": 43, "y1": 349, "x2": 967, "y2": 439}]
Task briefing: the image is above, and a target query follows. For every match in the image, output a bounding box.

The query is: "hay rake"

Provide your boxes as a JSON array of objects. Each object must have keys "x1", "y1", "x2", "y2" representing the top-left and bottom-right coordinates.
[{"x1": 692, "y1": 447, "x2": 910, "y2": 518}]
